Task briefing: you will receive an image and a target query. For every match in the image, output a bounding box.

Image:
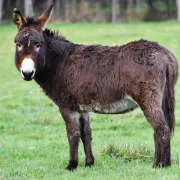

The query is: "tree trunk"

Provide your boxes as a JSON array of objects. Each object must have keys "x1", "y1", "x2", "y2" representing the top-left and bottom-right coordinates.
[
  {"x1": 136, "y1": 0, "x2": 140, "y2": 11},
  {"x1": 126, "y1": 0, "x2": 133, "y2": 21},
  {"x1": 112, "y1": 0, "x2": 120, "y2": 23},
  {"x1": 0, "y1": 0, "x2": 3, "y2": 24},
  {"x1": 147, "y1": 0, "x2": 155, "y2": 11},
  {"x1": 55, "y1": 0, "x2": 60, "y2": 17},
  {"x1": 166, "y1": 0, "x2": 172, "y2": 18},
  {"x1": 47, "y1": 0, "x2": 53, "y2": 7},
  {"x1": 64, "y1": 0, "x2": 70, "y2": 22},
  {"x1": 177, "y1": 0, "x2": 180, "y2": 21},
  {"x1": 24, "y1": 0, "x2": 34, "y2": 17},
  {"x1": 16, "y1": 0, "x2": 21, "y2": 8},
  {"x1": 72, "y1": 0, "x2": 77, "y2": 17}
]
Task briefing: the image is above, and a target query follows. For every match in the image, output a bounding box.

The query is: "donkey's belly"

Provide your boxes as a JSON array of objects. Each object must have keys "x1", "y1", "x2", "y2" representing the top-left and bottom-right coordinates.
[{"x1": 79, "y1": 96, "x2": 139, "y2": 114}]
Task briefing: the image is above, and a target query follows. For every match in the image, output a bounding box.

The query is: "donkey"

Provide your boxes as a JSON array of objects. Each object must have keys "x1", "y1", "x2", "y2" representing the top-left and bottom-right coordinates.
[{"x1": 13, "y1": 5, "x2": 178, "y2": 170}]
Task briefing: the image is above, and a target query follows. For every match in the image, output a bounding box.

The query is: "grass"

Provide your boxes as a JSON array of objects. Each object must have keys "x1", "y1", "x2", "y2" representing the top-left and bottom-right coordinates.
[{"x1": 0, "y1": 21, "x2": 180, "y2": 179}]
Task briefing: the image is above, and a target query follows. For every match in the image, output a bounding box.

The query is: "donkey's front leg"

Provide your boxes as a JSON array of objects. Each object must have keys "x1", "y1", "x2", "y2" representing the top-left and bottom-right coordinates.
[
  {"x1": 60, "y1": 108, "x2": 80, "y2": 171},
  {"x1": 79, "y1": 113, "x2": 94, "y2": 167}
]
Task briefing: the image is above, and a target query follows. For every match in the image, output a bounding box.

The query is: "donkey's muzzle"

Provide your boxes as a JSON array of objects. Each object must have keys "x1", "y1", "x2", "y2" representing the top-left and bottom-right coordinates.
[{"x1": 21, "y1": 70, "x2": 35, "y2": 81}]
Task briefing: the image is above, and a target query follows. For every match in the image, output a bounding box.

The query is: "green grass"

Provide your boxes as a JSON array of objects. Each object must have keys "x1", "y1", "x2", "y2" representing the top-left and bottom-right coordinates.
[{"x1": 0, "y1": 21, "x2": 180, "y2": 179}]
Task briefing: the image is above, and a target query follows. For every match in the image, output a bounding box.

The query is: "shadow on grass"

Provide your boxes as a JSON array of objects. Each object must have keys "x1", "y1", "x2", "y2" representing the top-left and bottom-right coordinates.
[
  {"x1": 101, "y1": 143, "x2": 180, "y2": 165},
  {"x1": 101, "y1": 143, "x2": 153, "y2": 162}
]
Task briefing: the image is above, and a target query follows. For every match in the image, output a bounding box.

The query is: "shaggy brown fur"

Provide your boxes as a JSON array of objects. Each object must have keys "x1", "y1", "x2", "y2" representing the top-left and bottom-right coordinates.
[{"x1": 13, "y1": 5, "x2": 179, "y2": 170}]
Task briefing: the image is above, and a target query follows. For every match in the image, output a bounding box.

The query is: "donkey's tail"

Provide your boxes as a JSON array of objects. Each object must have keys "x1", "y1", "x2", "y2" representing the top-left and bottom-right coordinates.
[{"x1": 162, "y1": 53, "x2": 178, "y2": 136}]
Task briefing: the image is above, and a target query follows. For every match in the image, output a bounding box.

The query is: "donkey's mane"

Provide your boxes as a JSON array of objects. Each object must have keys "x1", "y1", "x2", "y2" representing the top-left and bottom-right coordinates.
[
  {"x1": 44, "y1": 29, "x2": 70, "y2": 43},
  {"x1": 26, "y1": 16, "x2": 36, "y2": 25}
]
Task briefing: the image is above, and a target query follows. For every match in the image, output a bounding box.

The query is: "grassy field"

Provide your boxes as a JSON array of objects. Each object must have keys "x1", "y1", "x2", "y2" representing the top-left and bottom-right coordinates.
[{"x1": 0, "y1": 22, "x2": 180, "y2": 180}]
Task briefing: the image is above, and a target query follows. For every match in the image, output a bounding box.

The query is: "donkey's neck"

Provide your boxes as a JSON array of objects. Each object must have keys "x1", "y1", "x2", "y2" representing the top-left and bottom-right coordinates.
[
  {"x1": 34, "y1": 30, "x2": 78, "y2": 96},
  {"x1": 44, "y1": 30, "x2": 78, "y2": 56}
]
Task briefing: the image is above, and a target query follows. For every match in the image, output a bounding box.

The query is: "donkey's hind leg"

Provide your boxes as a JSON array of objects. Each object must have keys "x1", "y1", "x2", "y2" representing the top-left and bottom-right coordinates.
[
  {"x1": 79, "y1": 113, "x2": 94, "y2": 167},
  {"x1": 137, "y1": 88, "x2": 171, "y2": 167}
]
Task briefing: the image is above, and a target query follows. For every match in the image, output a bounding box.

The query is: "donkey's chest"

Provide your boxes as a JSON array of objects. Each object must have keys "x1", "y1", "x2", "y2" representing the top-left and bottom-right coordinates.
[{"x1": 78, "y1": 96, "x2": 138, "y2": 114}]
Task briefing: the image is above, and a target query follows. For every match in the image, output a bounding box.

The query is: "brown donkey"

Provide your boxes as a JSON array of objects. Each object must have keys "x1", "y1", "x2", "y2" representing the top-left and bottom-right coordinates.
[{"x1": 13, "y1": 5, "x2": 178, "y2": 170}]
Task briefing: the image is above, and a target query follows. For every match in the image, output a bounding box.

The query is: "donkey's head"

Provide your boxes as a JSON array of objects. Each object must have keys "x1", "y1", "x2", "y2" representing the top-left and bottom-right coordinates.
[{"x1": 13, "y1": 5, "x2": 53, "y2": 81}]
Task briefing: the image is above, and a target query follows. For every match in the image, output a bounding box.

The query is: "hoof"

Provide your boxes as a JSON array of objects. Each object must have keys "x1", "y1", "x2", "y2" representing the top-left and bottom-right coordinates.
[
  {"x1": 66, "y1": 160, "x2": 78, "y2": 171},
  {"x1": 85, "y1": 156, "x2": 95, "y2": 167}
]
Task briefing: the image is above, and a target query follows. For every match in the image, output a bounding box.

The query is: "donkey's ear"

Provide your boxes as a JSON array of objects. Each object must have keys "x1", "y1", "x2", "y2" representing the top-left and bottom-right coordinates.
[
  {"x1": 13, "y1": 8, "x2": 27, "y2": 31},
  {"x1": 36, "y1": 4, "x2": 53, "y2": 31}
]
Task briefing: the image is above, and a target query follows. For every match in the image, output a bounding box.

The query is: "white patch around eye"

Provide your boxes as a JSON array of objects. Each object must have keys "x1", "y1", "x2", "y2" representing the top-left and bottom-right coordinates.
[{"x1": 20, "y1": 58, "x2": 36, "y2": 75}]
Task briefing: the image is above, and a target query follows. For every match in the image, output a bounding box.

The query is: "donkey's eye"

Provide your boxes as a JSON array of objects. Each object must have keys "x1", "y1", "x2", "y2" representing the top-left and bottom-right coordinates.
[
  {"x1": 36, "y1": 44, "x2": 41, "y2": 48},
  {"x1": 35, "y1": 43, "x2": 41, "y2": 51},
  {"x1": 16, "y1": 43, "x2": 22, "y2": 51}
]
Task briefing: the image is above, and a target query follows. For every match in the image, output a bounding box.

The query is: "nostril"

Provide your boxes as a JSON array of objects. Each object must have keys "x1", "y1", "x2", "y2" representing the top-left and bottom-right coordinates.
[
  {"x1": 21, "y1": 70, "x2": 25, "y2": 78},
  {"x1": 31, "y1": 70, "x2": 35, "y2": 78},
  {"x1": 22, "y1": 70, "x2": 26, "y2": 77},
  {"x1": 21, "y1": 70, "x2": 34, "y2": 80}
]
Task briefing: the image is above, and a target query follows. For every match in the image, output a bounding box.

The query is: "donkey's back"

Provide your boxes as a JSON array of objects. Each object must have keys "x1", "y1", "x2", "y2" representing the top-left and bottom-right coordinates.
[{"x1": 62, "y1": 40, "x2": 177, "y2": 114}]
